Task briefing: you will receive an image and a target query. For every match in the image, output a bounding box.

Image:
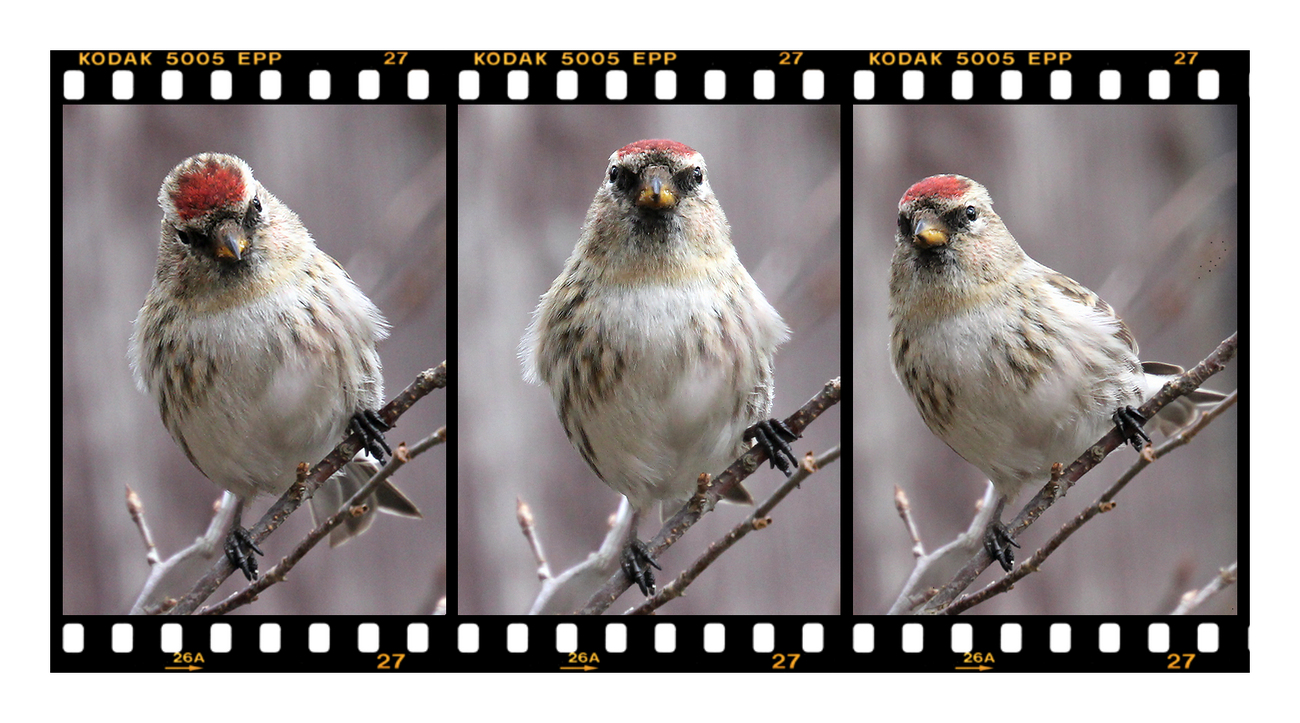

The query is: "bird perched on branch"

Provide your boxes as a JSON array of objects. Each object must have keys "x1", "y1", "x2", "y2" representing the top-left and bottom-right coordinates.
[
  {"x1": 522, "y1": 139, "x2": 798, "y2": 596},
  {"x1": 130, "y1": 152, "x2": 420, "y2": 580},
  {"x1": 888, "y1": 174, "x2": 1224, "y2": 572}
]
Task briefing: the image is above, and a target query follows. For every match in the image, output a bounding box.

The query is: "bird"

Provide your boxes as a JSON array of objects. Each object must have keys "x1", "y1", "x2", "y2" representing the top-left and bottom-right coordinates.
[
  {"x1": 888, "y1": 173, "x2": 1225, "y2": 571},
  {"x1": 521, "y1": 139, "x2": 798, "y2": 595},
  {"x1": 130, "y1": 152, "x2": 420, "y2": 580}
]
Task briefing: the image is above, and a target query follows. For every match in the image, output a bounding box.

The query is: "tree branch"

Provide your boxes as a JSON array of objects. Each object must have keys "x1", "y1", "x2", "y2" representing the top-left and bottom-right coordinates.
[
  {"x1": 894, "y1": 486, "x2": 926, "y2": 559},
  {"x1": 525, "y1": 499, "x2": 637, "y2": 615},
  {"x1": 198, "y1": 429, "x2": 444, "y2": 615},
  {"x1": 940, "y1": 390, "x2": 1237, "y2": 614},
  {"x1": 575, "y1": 376, "x2": 841, "y2": 615},
  {"x1": 408, "y1": 426, "x2": 448, "y2": 457},
  {"x1": 909, "y1": 332, "x2": 1237, "y2": 614},
  {"x1": 517, "y1": 497, "x2": 553, "y2": 583},
  {"x1": 1170, "y1": 561, "x2": 1238, "y2": 615},
  {"x1": 152, "y1": 362, "x2": 447, "y2": 616},
  {"x1": 626, "y1": 445, "x2": 841, "y2": 615},
  {"x1": 125, "y1": 485, "x2": 161, "y2": 567}
]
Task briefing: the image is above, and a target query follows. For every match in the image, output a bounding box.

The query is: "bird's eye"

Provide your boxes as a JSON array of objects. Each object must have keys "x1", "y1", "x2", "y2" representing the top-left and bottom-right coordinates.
[
  {"x1": 176, "y1": 229, "x2": 194, "y2": 246},
  {"x1": 692, "y1": 167, "x2": 704, "y2": 183},
  {"x1": 608, "y1": 167, "x2": 619, "y2": 184},
  {"x1": 965, "y1": 205, "x2": 978, "y2": 221},
  {"x1": 245, "y1": 196, "x2": 263, "y2": 229}
]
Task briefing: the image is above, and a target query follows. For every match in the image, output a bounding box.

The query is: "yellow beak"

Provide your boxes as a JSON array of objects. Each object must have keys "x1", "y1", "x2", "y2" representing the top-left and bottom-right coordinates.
[
  {"x1": 912, "y1": 216, "x2": 948, "y2": 247},
  {"x1": 212, "y1": 221, "x2": 249, "y2": 261},
  {"x1": 636, "y1": 169, "x2": 677, "y2": 209}
]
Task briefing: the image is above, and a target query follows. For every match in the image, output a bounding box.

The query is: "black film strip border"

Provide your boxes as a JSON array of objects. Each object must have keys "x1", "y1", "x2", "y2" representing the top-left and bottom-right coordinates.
[
  {"x1": 53, "y1": 50, "x2": 1246, "y2": 104},
  {"x1": 54, "y1": 49, "x2": 1246, "y2": 674},
  {"x1": 54, "y1": 616, "x2": 1246, "y2": 672}
]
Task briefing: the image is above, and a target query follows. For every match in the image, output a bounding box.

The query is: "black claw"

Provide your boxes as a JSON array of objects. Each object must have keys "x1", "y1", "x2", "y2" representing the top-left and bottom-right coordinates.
[
  {"x1": 744, "y1": 418, "x2": 800, "y2": 476},
  {"x1": 350, "y1": 409, "x2": 393, "y2": 463},
  {"x1": 772, "y1": 419, "x2": 797, "y2": 443},
  {"x1": 1113, "y1": 405, "x2": 1151, "y2": 452},
  {"x1": 621, "y1": 538, "x2": 662, "y2": 597},
  {"x1": 224, "y1": 525, "x2": 264, "y2": 581},
  {"x1": 984, "y1": 520, "x2": 1020, "y2": 573}
]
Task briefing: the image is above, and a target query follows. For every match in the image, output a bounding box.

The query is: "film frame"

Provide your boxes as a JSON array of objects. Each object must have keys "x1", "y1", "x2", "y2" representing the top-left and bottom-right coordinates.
[{"x1": 54, "y1": 49, "x2": 1245, "y2": 674}]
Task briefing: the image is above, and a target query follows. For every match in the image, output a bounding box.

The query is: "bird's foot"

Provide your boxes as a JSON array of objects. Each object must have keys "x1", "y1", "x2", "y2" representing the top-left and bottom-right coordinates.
[
  {"x1": 984, "y1": 519, "x2": 1020, "y2": 573},
  {"x1": 621, "y1": 538, "x2": 663, "y2": 597},
  {"x1": 744, "y1": 418, "x2": 799, "y2": 476},
  {"x1": 350, "y1": 409, "x2": 393, "y2": 463},
  {"x1": 1113, "y1": 405, "x2": 1151, "y2": 452},
  {"x1": 224, "y1": 525, "x2": 265, "y2": 581}
]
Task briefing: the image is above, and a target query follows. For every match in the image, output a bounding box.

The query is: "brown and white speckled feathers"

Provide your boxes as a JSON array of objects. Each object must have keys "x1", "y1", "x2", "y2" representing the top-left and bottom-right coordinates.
[
  {"x1": 522, "y1": 140, "x2": 789, "y2": 513},
  {"x1": 131, "y1": 154, "x2": 390, "y2": 507},
  {"x1": 889, "y1": 174, "x2": 1222, "y2": 502}
]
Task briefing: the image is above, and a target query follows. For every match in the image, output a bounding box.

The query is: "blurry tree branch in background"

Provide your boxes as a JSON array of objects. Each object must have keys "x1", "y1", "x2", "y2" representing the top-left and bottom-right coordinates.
[
  {"x1": 423, "y1": 562, "x2": 448, "y2": 616},
  {"x1": 889, "y1": 333, "x2": 1237, "y2": 615},
  {"x1": 518, "y1": 497, "x2": 553, "y2": 583},
  {"x1": 129, "y1": 363, "x2": 447, "y2": 615},
  {"x1": 1170, "y1": 561, "x2": 1238, "y2": 615},
  {"x1": 125, "y1": 486, "x2": 161, "y2": 567},
  {"x1": 532, "y1": 377, "x2": 844, "y2": 615},
  {"x1": 521, "y1": 496, "x2": 636, "y2": 616},
  {"x1": 1100, "y1": 150, "x2": 1237, "y2": 317}
]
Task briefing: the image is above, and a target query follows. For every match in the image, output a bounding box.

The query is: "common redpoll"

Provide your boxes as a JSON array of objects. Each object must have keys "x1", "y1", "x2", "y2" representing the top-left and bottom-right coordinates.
[
  {"x1": 521, "y1": 139, "x2": 797, "y2": 596},
  {"x1": 888, "y1": 174, "x2": 1224, "y2": 571},
  {"x1": 129, "y1": 153, "x2": 420, "y2": 580}
]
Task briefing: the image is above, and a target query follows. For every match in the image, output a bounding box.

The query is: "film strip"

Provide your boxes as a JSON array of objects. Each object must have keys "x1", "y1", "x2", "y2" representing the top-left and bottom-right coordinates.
[
  {"x1": 56, "y1": 51, "x2": 1243, "y2": 103},
  {"x1": 55, "y1": 50, "x2": 1244, "y2": 674}
]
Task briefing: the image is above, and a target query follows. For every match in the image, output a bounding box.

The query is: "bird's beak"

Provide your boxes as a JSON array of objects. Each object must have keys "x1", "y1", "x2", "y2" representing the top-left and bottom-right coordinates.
[
  {"x1": 212, "y1": 220, "x2": 248, "y2": 262},
  {"x1": 636, "y1": 167, "x2": 677, "y2": 209},
  {"x1": 912, "y1": 214, "x2": 949, "y2": 248}
]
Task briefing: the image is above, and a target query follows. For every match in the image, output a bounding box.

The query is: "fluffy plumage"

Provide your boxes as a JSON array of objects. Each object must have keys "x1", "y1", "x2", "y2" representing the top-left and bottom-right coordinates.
[
  {"x1": 889, "y1": 174, "x2": 1222, "y2": 568},
  {"x1": 523, "y1": 140, "x2": 792, "y2": 516},
  {"x1": 130, "y1": 153, "x2": 419, "y2": 561}
]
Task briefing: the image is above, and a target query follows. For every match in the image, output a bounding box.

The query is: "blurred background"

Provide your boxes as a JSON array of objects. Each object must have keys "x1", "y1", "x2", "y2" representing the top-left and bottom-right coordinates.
[
  {"x1": 458, "y1": 105, "x2": 842, "y2": 614},
  {"x1": 62, "y1": 105, "x2": 447, "y2": 614},
  {"x1": 853, "y1": 105, "x2": 1238, "y2": 614}
]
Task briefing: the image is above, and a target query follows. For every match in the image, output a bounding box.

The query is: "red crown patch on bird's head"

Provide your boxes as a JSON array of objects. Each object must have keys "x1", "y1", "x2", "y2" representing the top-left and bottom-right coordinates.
[
  {"x1": 615, "y1": 139, "x2": 698, "y2": 159},
  {"x1": 900, "y1": 175, "x2": 971, "y2": 207},
  {"x1": 168, "y1": 156, "x2": 248, "y2": 221}
]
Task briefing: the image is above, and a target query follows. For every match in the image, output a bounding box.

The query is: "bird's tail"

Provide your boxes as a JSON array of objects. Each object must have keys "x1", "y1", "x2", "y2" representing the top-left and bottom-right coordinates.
[
  {"x1": 308, "y1": 454, "x2": 423, "y2": 547},
  {"x1": 1141, "y1": 361, "x2": 1229, "y2": 436}
]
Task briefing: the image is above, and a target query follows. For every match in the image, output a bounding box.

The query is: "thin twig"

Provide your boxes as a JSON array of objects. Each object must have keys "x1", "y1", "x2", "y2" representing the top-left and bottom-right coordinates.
[
  {"x1": 627, "y1": 445, "x2": 841, "y2": 615},
  {"x1": 517, "y1": 497, "x2": 553, "y2": 582},
  {"x1": 576, "y1": 376, "x2": 842, "y2": 615},
  {"x1": 894, "y1": 486, "x2": 925, "y2": 559},
  {"x1": 125, "y1": 485, "x2": 161, "y2": 567},
  {"x1": 408, "y1": 426, "x2": 448, "y2": 458},
  {"x1": 1171, "y1": 562, "x2": 1238, "y2": 615},
  {"x1": 196, "y1": 422, "x2": 449, "y2": 615},
  {"x1": 919, "y1": 333, "x2": 1237, "y2": 613},
  {"x1": 942, "y1": 390, "x2": 1237, "y2": 614},
  {"x1": 198, "y1": 439, "x2": 421, "y2": 615},
  {"x1": 164, "y1": 362, "x2": 448, "y2": 615},
  {"x1": 526, "y1": 500, "x2": 636, "y2": 615}
]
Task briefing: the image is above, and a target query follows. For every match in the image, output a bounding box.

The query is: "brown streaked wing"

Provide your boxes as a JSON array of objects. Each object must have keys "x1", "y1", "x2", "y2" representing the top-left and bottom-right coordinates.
[{"x1": 1044, "y1": 270, "x2": 1137, "y2": 354}]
